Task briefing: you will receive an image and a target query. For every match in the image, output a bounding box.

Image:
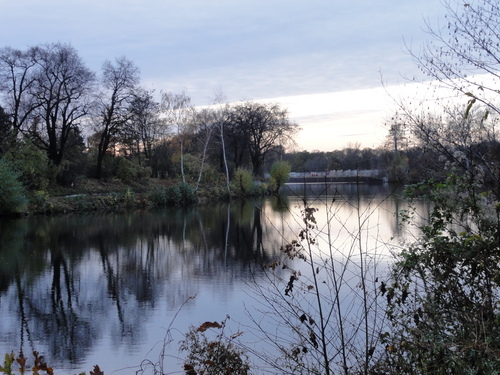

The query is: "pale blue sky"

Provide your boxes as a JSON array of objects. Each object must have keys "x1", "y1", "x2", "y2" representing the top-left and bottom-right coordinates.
[{"x1": 1, "y1": 0, "x2": 446, "y2": 150}]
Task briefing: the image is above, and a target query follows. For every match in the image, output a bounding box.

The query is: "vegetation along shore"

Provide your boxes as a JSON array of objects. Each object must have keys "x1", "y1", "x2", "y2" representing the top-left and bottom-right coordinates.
[{"x1": 3, "y1": 0, "x2": 500, "y2": 374}]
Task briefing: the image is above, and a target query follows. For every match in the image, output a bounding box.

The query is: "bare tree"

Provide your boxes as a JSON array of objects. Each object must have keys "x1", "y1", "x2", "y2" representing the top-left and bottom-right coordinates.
[
  {"x1": 383, "y1": 112, "x2": 411, "y2": 181},
  {"x1": 210, "y1": 90, "x2": 231, "y2": 193},
  {"x1": 160, "y1": 90, "x2": 193, "y2": 183},
  {"x1": 128, "y1": 88, "x2": 166, "y2": 167},
  {"x1": 191, "y1": 107, "x2": 216, "y2": 191},
  {"x1": 246, "y1": 188, "x2": 389, "y2": 374},
  {"x1": 410, "y1": 0, "x2": 500, "y2": 116},
  {"x1": 0, "y1": 46, "x2": 38, "y2": 140},
  {"x1": 31, "y1": 43, "x2": 95, "y2": 166},
  {"x1": 0, "y1": 43, "x2": 95, "y2": 166},
  {"x1": 384, "y1": 111, "x2": 408, "y2": 155},
  {"x1": 226, "y1": 102, "x2": 299, "y2": 178},
  {"x1": 386, "y1": 0, "x2": 500, "y2": 188},
  {"x1": 0, "y1": 105, "x2": 13, "y2": 155},
  {"x1": 93, "y1": 57, "x2": 139, "y2": 178},
  {"x1": 378, "y1": 5, "x2": 500, "y2": 369}
]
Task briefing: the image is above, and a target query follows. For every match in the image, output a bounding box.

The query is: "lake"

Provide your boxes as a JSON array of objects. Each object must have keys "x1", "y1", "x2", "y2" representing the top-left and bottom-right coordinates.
[{"x1": 0, "y1": 182, "x2": 427, "y2": 373}]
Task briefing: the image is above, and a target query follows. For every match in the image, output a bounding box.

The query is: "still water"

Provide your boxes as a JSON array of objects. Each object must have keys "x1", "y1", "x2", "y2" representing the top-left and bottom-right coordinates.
[{"x1": 0, "y1": 183, "x2": 427, "y2": 373}]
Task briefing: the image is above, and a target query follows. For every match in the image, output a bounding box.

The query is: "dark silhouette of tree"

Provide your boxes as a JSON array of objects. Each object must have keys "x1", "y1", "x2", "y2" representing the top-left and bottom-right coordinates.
[
  {"x1": 128, "y1": 88, "x2": 164, "y2": 167},
  {"x1": 160, "y1": 90, "x2": 193, "y2": 183},
  {"x1": 191, "y1": 107, "x2": 217, "y2": 191},
  {"x1": 225, "y1": 102, "x2": 299, "y2": 177},
  {"x1": 411, "y1": 0, "x2": 500, "y2": 116},
  {"x1": 29, "y1": 43, "x2": 95, "y2": 166},
  {"x1": 393, "y1": 0, "x2": 500, "y2": 188},
  {"x1": 0, "y1": 43, "x2": 95, "y2": 166},
  {"x1": 0, "y1": 104, "x2": 13, "y2": 155},
  {"x1": 93, "y1": 56, "x2": 139, "y2": 179},
  {"x1": 0, "y1": 46, "x2": 38, "y2": 140}
]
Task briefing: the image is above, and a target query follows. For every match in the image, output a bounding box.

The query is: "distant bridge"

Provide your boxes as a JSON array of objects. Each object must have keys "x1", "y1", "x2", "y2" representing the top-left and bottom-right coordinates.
[{"x1": 286, "y1": 170, "x2": 388, "y2": 184}]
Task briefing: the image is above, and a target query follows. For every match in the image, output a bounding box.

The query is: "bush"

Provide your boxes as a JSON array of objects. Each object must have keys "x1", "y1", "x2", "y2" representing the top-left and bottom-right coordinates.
[
  {"x1": 122, "y1": 188, "x2": 136, "y2": 206},
  {"x1": 148, "y1": 187, "x2": 167, "y2": 206},
  {"x1": 116, "y1": 158, "x2": 137, "y2": 183},
  {"x1": 87, "y1": 152, "x2": 117, "y2": 179},
  {"x1": 201, "y1": 185, "x2": 231, "y2": 201},
  {"x1": 56, "y1": 154, "x2": 89, "y2": 187},
  {"x1": 164, "y1": 185, "x2": 182, "y2": 205},
  {"x1": 231, "y1": 168, "x2": 254, "y2": 197},
  {"x1": 387, "y1": 153, "x2": 409, "y2": 183},
  {"x1": 382, "y1": 175, "x2": 500, "y2": 373},
  {"x1": 180, "y1": 318, "x2": 250, "y2": 375},
  {"x1": 269, "y1": 161, "x2": 291, "y2": 193},
  {"x1": 30, "y1": 190, "x2": 52, "y2": 213},
  {"x1": 0, "y1": 158, "x2": 28, "y2": 215},
  {"x1": 181, "y1": 153, "x2": 202, "y2": 183},
  {"x1": 116, "y1": 158, "x2": 152, "y2": 183},
  {"x1": 137, "y1": 165, "x2": 152, "y2": 180},
  {"x1": 4, "y1": 141, "x2": 52, "y2": 190},
  {"x1": 149, "y1": 183, "x2": 196, "y2": 206},
  {"x1": 0, "y1": 351, "x2": 103, "y2": 375},
  {"x1": 178, "y1": 182, "x2": 196, "y2": 204}
]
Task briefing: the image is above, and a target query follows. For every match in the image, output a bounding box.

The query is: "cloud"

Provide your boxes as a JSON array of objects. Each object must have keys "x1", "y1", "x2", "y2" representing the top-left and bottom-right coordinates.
[
  {"x1": 0, "y1": 0, "x2": 448, "y2": 150},
  {"x1": 253, "y1": 87, "x2": 396, "y2": 151},
  {"x1": 1, "y1": 0, "x2": 445, "y2": 104}
]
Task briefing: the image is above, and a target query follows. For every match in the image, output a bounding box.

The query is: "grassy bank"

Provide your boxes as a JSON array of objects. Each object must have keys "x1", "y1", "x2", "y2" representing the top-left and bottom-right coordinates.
[{"x1": 23, "y1": 177, "x2": 195, "y2": 215}]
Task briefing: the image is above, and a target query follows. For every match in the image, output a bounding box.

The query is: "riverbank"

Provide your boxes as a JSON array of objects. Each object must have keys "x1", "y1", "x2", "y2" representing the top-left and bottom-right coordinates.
[
  {"x1": 25, "y1": 177, "x2": 183, "y2": 215},
  {"x1": 20, "y1": 175, "x2": 264, "y2": 216},
  {"x1": 9, "y1": 174, "x2": 389, "y2": 217}
]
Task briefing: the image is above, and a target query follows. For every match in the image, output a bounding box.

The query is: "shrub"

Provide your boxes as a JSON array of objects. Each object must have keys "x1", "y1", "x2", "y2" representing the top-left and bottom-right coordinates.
[
  {"x1": 178, "y1": 182, "x2": 196, "y2": 204},
  {"x1": 4, "y1": 141, "x2": 52, "y2": 190},
  {"x1": 387, "y1": 153, "x2": 409, "y2": 183},
  {"x1": 137, "y1": 165, "x2": 152, "y2": 180},
  {"x1": 269, "y1": 161, "x2": 291, "y2": 193},
  {"x1": 30, "y1": 190, "x2": 52, "y2": 213},
  {"x1": 116, "y1": 158, "x2": 152, "y2": 183},
  {"x1": 199, "y1": 165, "x2": 221, "y2": 188},
  {"x1": 148, "y1": 187, "x2": 167, "y2": 206},
  {"x1": 164, "y1": 185, "x2": 182, "y2": 205},
  {"x1": 87, "y1": 153, "x2": 117, "y2": 179},
  {"x1": 116, "y1": 158, "x2": 137, "y2": 183},
  {"x1": 202, "y1": 185, "x2": 231, "y2": 201},
  {"x1": 180, "y1": 318, "x2": 250, "y2": 375},
  {"x1": 56, "y1": 155, "x2": 89, "y2": 187},
  {"x1": 181, "y1": 153, "x2": 202, "y2": 183},
  {"x1": 0, "y1": 158, "x2": 28, "y2": 215},
  {"x1": 382, "y1": 175, "x2": 500, "y2": 373},
  {"x1": 150, "y1": 183, "x2": 197, "y2": 206},
  {"x1": 0, "y1": 351, "x2": 103, "y2": 375},
  {"x1": 231, "y1": 168, "x2": 254, "y2": 197},
  {"x1": 122, "y1": 188, "x2": 136, "y2": 206}
]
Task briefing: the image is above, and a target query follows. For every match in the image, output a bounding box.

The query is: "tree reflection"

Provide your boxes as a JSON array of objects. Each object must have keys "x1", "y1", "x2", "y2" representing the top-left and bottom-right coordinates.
[
  {"x1": 0, "y1": 187, "x2": 414, "y2": 371},
  {"x1": 0, "y1": 201, "x2": 277, "y2": 368}
]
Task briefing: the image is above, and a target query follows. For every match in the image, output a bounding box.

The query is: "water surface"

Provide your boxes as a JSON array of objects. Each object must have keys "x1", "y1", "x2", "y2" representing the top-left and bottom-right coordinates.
[{"x1": 0, "y1": 183, "x2": 425, "y2": 373}]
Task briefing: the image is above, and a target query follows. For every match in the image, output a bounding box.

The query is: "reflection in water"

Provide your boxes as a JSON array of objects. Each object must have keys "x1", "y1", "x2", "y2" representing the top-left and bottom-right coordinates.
[{"x1": 0, "y1": 183, "x2": 426, "y2": 372}]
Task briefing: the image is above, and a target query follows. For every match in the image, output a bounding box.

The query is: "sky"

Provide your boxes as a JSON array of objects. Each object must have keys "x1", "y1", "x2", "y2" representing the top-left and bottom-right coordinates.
[{"x1": 0, "y1": 0, "x2": 447, "y2": 151}]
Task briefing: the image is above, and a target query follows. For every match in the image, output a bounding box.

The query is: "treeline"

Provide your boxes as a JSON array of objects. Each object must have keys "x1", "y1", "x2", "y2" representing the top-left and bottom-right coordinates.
[
  {"x1": 0, "y1": 43, "x2": 301, "y2": 211},
  {"x1": 3, "y1": 42, "x2": 500, "y2": 216},
  {"x1": 0, "y1": 41, "x2": 437, "y2": 216},
  {"x1": 285, "y1": 138, "x2": 500, "y2": 185}
]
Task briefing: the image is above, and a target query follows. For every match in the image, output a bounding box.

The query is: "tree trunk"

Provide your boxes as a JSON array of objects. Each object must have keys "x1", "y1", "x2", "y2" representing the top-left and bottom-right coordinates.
[
  {"x1": 195, "y1": 126, "x2": 213, "y2": 192},
  {"x1": 96, "y1": 130, "x2": 110, "y2": 179},
  {"x1": 180, "y1": 139, "x2": 185, "y2": 183},
  {"x1": 220, "y1": 123, "x2": 231, "y2": 193}
]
